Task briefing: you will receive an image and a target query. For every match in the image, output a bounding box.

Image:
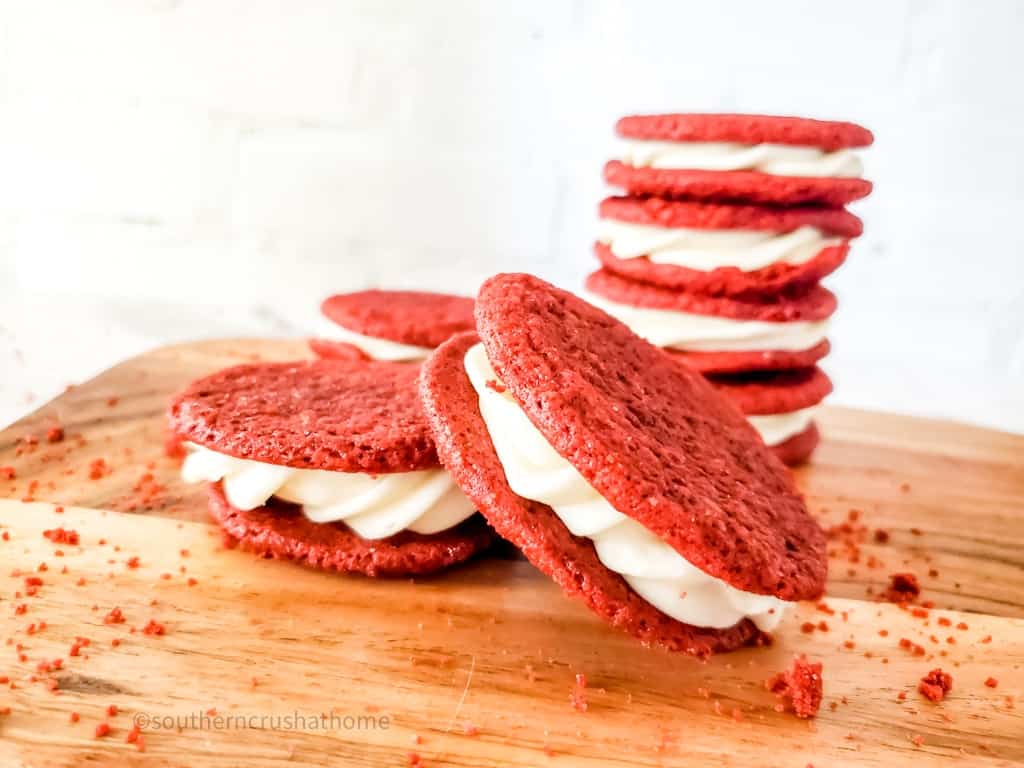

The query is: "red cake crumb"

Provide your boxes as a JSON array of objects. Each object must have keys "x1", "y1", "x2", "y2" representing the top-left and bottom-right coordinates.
[
  {"x1": 985, "y1": 677, "x2": 999, "y2": 688},
  {"x1": 70, "y1": 712, "x2": 80, "y2": 723},
  {"x1": 0, "y1": 467, "x2": 15, "y2": 480},
  {"x1": 120, "y1": 472, "x2": 167, "y2": 511},
  {"x1": 95, "y1": 722, "x2": 112, "y2": 738},
  {"x1": 88, "y1": 459, "x2": 111, "y2": 480},
  {"x1": 885, "y1": 572, "x2": 920, "y2": 603},
  {"x1": 911, "y1": 734, "x2": 924, "y2": 747},
  {"x1": 484, "y1": 379, "x2": 506, "y2": 394},
  {"x1": 899, "y1": 638, "x2": 926, "y2": 656},
  {"x1": 766, "y1": 656, "x2": 823, "y2": 719},
  {"x1": 126, "y1": 556, "x2": 141, "y2": 569},
  {"x1": 103, "y1": 607, "x2": 126, "y2": 625},
  {"x1": 142, "y1": 619, "x2": 166, "y2": 636},
  {"x1": 918, "y1": 668, "x2": 953, "y2": 702},
  {"x1": 43, "y1": 528, "x2": 79, "y2": 546},
  {"x1": 46, "y1": 426, "x2": 65, "y2": 443},
  {"x1": 106, "y1": 704, "x2": 119, "y2": 717}
]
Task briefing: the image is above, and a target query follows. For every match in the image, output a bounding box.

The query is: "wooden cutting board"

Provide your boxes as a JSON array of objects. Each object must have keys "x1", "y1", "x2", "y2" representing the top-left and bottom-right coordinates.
[{"x1": 0, "y1": 339, "x2": 1021, "y2": 768}]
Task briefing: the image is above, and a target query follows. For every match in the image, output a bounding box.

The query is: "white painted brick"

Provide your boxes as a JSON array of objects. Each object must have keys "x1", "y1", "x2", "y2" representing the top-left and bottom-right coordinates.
[{"x1": 1, "y1": 0, "x2": 1022, "y2": 431}]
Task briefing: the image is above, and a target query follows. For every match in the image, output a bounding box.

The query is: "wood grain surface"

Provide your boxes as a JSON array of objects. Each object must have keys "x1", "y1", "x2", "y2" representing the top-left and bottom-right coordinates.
[{"x1": 1, "y1": 339, "x2": 1022, "y2": 767}]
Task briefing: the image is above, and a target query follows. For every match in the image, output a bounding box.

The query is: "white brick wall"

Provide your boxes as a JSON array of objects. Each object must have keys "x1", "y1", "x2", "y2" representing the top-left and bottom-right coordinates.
[{"x1": 1, "y1": 0, "x2": 1022, "y2": 432}]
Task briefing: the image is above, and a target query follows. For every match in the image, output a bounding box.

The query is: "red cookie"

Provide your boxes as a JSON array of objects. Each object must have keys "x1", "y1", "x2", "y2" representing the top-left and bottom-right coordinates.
[
  {"x1": 169, "y1": 359, "x2": 437, "y2": 473},
  {"x1": 615, "y1": 114, "x2": 873, "y2": 150},
  {"x1": 667, "y1": 341, "x2": 831, "y2": 375},
  {"x1": 708, "y1": 368, "x2": 831, "y2": 466},
  {"x1": 599, "y1": 196, "x2": 863, "y2": 237},
  {"x1": 421, "y1": 332, "x2": 762, "y2": 655},
  {"x1": 208, "y1": 483, "x2": 494, "y2": 577},
  {"x1": 595, "y1": 240, "x2": 847, "y2": 297},
  {"x1": 770, "y1": 423, "x2": 820, "y2": 466},
  {"x1": 306, "y1": 339, "x2": 371, "y2": 361},
  {"x1": 707, "y1": 368, "x2": 833, "y2": 416},
  {"x1": 586, "y1": 268, "x2": 837, "y2": 322},
  {"x1": 421, "y1": 275, "x2": 827, "y2": 654},
  {"x1": 170, "y1": 359, "x2": 493, "y2": 576},
  {"x1": 320, "y1": 290, "x2": 475, "y2": 349},
  {"x1": 608, "y1": 114, "x2": 873, "y2": 206},
  {"x1": 604, "y1": 162, "x2": 873, "y2": 207}
]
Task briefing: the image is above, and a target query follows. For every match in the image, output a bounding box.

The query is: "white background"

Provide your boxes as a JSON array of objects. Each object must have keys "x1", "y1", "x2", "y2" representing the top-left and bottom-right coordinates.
[{"x1": 1, "y1": 0, "x2": 1022, "y2": 432}]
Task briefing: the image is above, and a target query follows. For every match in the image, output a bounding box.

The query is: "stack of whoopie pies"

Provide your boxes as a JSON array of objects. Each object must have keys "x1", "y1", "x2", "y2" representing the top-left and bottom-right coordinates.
[
  {"x1": 170, "y1": 274, "x2": 827, "y2": 659},
  {"x1": 588, "y1": 113, "x2": 874, "y2": 464}
]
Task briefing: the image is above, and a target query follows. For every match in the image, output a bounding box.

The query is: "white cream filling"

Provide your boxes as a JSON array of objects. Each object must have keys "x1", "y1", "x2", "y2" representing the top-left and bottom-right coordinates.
[
  {"x1": 749, "y1": 406, "x2": 819, "y2": 446},
  {"x1": 621, "y1": 140, "x2": 863, "y2": 178},
  {"x1": 463, "y1": 342, "x2": 788, "y2": 632},
  {"x1": 317, "y1": 317, "x2": 433, "y2": 362},
  {"x1": 597, "y1": 220, "x2": 841, "y2": 273},
  {"x1": 583, "y1": 291, "x2": 829, "y2": 353},
  {"x1": 181, "y1": 443, "x2": 476, "y2": 539}
]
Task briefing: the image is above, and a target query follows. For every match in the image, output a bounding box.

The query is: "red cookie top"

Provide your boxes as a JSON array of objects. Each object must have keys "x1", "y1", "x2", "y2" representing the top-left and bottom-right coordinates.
[
  {"x1": 420, "y1": 331, "x2": 762, "y2": 654},
  {"x1": 709, "y1": 367, "x2": 833, "y2": 416},
  {"x1": 600, "y1": 196, "x2": 863, "y2": 238},
  {"x1": 616, "y1": 114, "x2": 873, "y2": 151},
  {"x1": 586, "y1": 268, "x2": 837, "y2": 322},
  {"x1": 169, "y1": 359, "x2": 437, "y2": 473},
  {"x1": 474, "y1": 273, "x2": 827, "y2": 602},
  {"x1": 322, "y1": 290, "x2": 475, "y2": 348}
]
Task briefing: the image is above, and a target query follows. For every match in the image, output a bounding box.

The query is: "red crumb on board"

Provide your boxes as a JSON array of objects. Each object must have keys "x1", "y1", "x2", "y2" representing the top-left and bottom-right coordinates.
[{"x1": 766, "y1": 656, "x2": 823, "y2": 719}]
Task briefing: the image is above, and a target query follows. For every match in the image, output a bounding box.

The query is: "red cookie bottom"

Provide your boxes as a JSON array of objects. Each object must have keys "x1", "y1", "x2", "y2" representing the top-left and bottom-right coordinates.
[
  {"x1": 667, "y1": 340, "x2": 831, "y2": 375},
  {"x1": 603, "y1": 161, "x2": 872, "y2": 207},
  {"x1": 307, "y1": 339, "x2": 371, "y2": 361},
  {"x1": 207, "y1": 482, "x2": 495, "y2": 577},
  {"x1": 770, "y1": 422, "x2": 820, "y2": 466}
]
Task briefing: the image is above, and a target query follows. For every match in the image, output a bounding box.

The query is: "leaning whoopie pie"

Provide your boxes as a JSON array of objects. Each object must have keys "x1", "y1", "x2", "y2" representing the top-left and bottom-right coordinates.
[
  {"x1": 583, "y1": 268, "x2": 836, "y2": 375},
  {"x1": 420, "y1": 273, "x2": 827, "y2": 655},
  {"x1": 169, "y1": 359, "x2": 494, "y2": 576},
  {"x1": 604, "y1": 113, "x2": 873, "y2": 207},
  {"x1": 310, "y1": 289, "x2": 475, "y2": 362},
  {"x1": 595, "y1": 196, "x2": 861, "y2": 297},
  {"x1": 709, "y1": 367, "x2": 833, "y2": 466}
]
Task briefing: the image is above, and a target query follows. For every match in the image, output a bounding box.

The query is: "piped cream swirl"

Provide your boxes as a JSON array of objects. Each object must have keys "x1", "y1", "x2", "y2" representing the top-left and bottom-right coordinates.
[
  {"x1": 181, "y1": 443, "x2": 475, "y2": 539},
  {"x1": 316, "y1": 317, "x2": 433, "y2": 362},
  {"x1": 583, "y1": 292, "x2": 829, "y2": 353},
  {"x1": 621, "y1": 140, "x2": 863, "y2": 178},
  {"x1": 597, "y1": 220, "x2": 841, "y2": 273}
]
